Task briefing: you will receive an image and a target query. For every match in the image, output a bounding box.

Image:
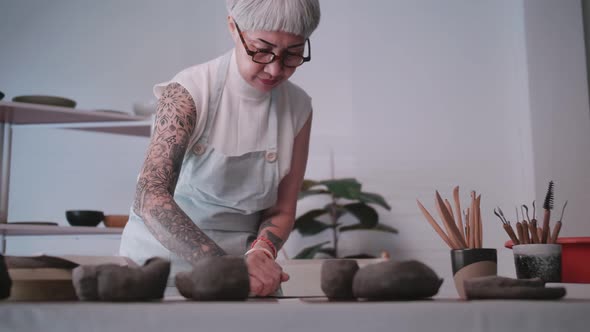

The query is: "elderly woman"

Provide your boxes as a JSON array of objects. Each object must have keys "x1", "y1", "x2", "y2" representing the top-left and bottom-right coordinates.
[{"x1": 120, "y1": 0, "x2": 321, "y2": 297}]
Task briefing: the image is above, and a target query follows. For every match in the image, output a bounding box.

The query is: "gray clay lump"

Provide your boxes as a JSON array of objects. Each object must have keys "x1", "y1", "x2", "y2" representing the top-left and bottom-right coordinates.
[{"x1": 353, "y1": 260, "x2": 443, "y2": 300}]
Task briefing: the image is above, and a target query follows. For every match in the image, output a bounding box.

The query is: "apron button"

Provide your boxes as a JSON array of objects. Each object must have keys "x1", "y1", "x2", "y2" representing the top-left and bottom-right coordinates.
[
  {"x1": 193, "y1": 143, "x2": 206, "y2": 155},
  {"x1": 265, "y1": 151, "x2": 277, "y2": 163}
]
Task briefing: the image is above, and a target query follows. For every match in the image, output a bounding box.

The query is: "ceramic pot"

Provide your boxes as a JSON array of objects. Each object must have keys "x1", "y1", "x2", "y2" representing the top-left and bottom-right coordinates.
[
  {"x1": 513, "y1": 244, "x2": 561, "y2": 282},
  {"x1": 451, "y1": 248, "x2": 497, "y2": 299}
]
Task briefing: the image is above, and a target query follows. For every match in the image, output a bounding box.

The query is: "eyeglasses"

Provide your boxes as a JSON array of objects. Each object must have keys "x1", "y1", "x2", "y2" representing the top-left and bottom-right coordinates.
[{"x1": 233, "y1": 19, "x2": 311, "y2": 68}]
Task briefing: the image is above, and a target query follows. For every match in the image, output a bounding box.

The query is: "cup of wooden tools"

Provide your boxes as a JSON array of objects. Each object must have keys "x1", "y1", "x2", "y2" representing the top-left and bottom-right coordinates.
[
  {"x1": 497, "y1": 181, "x2": 564, "y2": 282},
  {"x1": 417, "y1": 186, "x2": 497, "y2": 299}
]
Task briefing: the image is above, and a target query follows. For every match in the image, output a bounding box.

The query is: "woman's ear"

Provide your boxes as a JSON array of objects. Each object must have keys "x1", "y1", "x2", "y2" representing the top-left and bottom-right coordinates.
[{"x1": 227, "y1": 16, "x2": 239, "y2": 43}]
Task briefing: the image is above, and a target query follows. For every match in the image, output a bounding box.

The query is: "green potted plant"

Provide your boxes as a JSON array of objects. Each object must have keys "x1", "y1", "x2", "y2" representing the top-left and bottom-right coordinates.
[{"x1": 292, "y1": 178, "x2": 397, "y2": 258}]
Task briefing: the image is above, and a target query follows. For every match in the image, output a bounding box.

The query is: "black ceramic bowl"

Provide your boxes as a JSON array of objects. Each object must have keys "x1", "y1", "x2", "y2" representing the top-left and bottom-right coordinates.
[
  {"x1": 65, "y1": 210, "x2": 104, "y2": 227},
  {"x1": 12, "y1": 95, "x2": 76, "y2": 108}
]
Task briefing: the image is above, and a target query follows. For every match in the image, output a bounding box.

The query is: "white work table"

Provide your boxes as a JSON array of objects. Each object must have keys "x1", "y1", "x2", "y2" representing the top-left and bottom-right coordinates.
[{"x1": 1, "y1": 296, "x2": 589, "y2": 332}]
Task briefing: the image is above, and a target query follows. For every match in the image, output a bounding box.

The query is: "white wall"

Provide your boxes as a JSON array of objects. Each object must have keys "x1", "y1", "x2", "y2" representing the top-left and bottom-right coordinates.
[{"x1": 1, "y1": 0, "x2": 589, "y2": 290}]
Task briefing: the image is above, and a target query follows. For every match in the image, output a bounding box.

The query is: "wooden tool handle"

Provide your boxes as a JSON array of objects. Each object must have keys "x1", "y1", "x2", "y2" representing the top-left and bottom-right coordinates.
[
  {"x1": 529, "y1": 219, "x2": 540, "y2": 243},
  {"x1": 452, "y1": 186, "x2": 466, "y2": 242},
  {"x1": 551, "y1": 221, "x2": 562, "y2": 244},
  {"x1": 541, "y1": 209, "x2": 551, "y2": 244},
  {"x1": 515, "y1": 222, "x2": 524, "y2": 244},
  {"x1": 503, "y1": 224, "x2": 519, "y2": 245},
  {"x1": 522, "y1": 220, "x2": 530, "y2": 244},
  {"x1": 435, "y1": 191, "x2": 467, "y2": 248},
  {"x1": 417, "y1": 200, "x2": 455, "y2": 249},
  {"x1": 476, "y1": 195, "x2": 482, "y2": 248}
]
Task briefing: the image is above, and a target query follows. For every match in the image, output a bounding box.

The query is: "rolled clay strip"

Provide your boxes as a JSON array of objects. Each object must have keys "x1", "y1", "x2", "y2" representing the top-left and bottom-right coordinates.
[{"x1": 464, "y1": 276, "x2": 565, "y2": 300}]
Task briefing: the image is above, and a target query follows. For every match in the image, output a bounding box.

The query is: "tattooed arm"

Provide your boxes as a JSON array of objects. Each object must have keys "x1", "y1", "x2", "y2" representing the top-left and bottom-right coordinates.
[
  {"x1": 246, "y1": 115, "x2": 311, "y2": 296},
  {"x1": 255, "y1": 113, "x2": 313, "y2": 255},
  {"x1": 245, "y1": 114, "x2": 311, "y2": 296},
  {"x1": 133, "y1": 83, "x2": 226, "y2": 265}
]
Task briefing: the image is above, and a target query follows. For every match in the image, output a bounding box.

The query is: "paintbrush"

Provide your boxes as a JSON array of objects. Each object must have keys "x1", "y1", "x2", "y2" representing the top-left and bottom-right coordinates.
[
  {"x1": 541, "y1": 181, "x2": 554, "y2": 243},
  {"x1": 551, "y1": 200, "x2": 567, "y2": 244}
]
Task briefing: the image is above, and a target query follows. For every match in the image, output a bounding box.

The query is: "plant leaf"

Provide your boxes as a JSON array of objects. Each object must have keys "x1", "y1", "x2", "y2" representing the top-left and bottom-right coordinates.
[
  {"x1": 294, "y1": 209, "x2": 331, "y2": 235},
  {"x1": 343, "y1": 202, "x2": 378, "y2": 228},
  {"x1": 339, "y1": 222, "x2": 399, "y2": 234},
  {"x1": 297, "y1": 219, "x2": 332, "y2": 236},
  {"x1": 320, "y1": 178, "x2": 362, "y2": 199},
  {"x1": 293, "y1": 241, "x2": 331, "y2": 259},
  {"x1": 298, "y1": 189, "x2": 330, "y2": 200},
  {"x1": 323, "y1": 203, "x2": 346, "y2": 220},
  {"x1": 317, "y1": 248, "x2": 337, "y2": 258},
  {"x1": 301, "y1": 179, "x2": 321, "y2": 191},
  {"x1": 359, "y1": 191, "x2": 391, "y2": 210}
]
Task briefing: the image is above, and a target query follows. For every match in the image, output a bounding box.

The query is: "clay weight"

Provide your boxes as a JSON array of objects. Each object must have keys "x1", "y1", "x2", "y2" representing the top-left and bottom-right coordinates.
[
  {"x1": 353, "y1": 260, "x2": 442, "y2": 300},
  {"x1": 175, "y1": 256, "x2": 249, "y2": 301},
  {"x1": 73, "y1": 257, "x2": 170, "y2": 301},
  {"x1": 321, "y1": 259, "x2": 359, "y2": 300}
]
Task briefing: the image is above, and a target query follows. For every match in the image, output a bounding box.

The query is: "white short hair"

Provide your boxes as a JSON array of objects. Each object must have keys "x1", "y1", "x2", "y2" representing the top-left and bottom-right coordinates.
[{"x1": 226, "y1": 0, "x2": 320, "y2": 38}]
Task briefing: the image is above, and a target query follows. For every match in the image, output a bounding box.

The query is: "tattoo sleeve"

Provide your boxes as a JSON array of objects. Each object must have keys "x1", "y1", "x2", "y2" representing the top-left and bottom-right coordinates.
[
  {"x1": 133, "y1": 83, "x2": 226, "y2": 265},
  {"x1": 257, "y1": 214, "x2": 288, "y2": 251}
]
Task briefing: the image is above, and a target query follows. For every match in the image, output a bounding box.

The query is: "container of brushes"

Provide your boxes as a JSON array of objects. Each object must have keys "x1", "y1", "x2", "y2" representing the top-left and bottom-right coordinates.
[
  {"x1": 451, "y1": 248, "x2": 497, "y2": 299},
  {"x1": 512, "y1": 244, "x2": 561, "y2": 282},
  {"x1": 506, "y1": 237, "x2": 590, "y2": 283}
]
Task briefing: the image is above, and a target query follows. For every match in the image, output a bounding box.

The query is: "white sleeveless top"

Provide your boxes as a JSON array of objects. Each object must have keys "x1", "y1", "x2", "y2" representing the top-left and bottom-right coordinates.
[{"x1": 153, "y1": 49, "x2": 312, "y2": 180}]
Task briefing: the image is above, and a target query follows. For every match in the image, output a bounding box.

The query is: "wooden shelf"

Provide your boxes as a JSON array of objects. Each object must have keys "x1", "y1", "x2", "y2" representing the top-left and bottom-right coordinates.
[
  {"x1": 0, "y1": 100, "x2": 147, "y2": 124},
  {"x1": 0, "y1": 224, "x2": 123, "y2": 236},
  {"x1": 0, "y1": 101, "x2": 151, "y2": 137}
]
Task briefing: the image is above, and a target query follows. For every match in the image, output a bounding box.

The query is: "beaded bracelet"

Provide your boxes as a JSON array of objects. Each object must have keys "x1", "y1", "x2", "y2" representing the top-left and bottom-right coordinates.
[
  {"x1": 251, "y1": 237, "x2": 277, "y2": 259},
  {"x1": 244, "y1": 247, "x2": 274, "y2": 260}
]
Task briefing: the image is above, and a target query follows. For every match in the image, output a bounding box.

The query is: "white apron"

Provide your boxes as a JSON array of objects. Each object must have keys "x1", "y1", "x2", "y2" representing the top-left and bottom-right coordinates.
[{"x1": 120, "y1": 51, "x2": 280, "y2": 280}]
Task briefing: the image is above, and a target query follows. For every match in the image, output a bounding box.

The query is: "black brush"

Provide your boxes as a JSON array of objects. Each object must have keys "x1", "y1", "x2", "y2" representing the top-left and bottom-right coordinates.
[{"x1": 541, "y1": 181, "x2": 554, "y2": 243}]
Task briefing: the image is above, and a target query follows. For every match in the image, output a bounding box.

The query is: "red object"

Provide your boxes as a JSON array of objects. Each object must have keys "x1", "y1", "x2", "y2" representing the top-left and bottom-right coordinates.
[
  {"x1": 505, "y1": 237, "x2": 590, "y2": 283},
  {"x1": 251, "y1": 237, "x2": 277, "y2": 259}
]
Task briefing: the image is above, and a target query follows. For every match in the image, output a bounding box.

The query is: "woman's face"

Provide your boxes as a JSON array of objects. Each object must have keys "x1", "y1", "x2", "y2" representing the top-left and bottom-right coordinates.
[{"x1": 229, "y1": 18, "x2": 306, "y2": 92}]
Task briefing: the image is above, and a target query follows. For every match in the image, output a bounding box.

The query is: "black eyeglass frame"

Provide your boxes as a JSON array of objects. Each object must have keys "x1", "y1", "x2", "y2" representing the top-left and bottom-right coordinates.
[{"x1": 233, "y1": 19, "x2": 311, "y2": 68}]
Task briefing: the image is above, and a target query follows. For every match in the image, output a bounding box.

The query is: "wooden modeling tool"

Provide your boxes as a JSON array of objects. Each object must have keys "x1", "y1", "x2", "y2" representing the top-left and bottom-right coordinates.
[
  {"x1": 416, "y1": 187, "x2": 482, "y2": 250},
  {"x1": 494, "y1": 208, "x2": 519, "y2": 245},
  {"x1": 551, "y1": 200, "x2": 567, "y2": 244},
  {"x1": 453, "y1": 186, "x2": 466, "y2": 243},
  {"x1": 526, "y1": 204, "x2": 539, "y2": 244},
  {"x1": 435, "y1": 191, "x2": 467, "y2": 248},
  {"x1": 515, "y1": 207, "x2": 525, "y2": 244},
  {"x1": 417, "y1": 199, "x2": 455, "y2": 249}
]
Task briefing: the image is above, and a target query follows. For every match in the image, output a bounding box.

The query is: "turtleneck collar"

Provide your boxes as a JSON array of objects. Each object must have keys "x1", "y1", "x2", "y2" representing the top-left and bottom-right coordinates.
[{"x1": 226, "y1": 49, "x2": 270, "y2": 100}]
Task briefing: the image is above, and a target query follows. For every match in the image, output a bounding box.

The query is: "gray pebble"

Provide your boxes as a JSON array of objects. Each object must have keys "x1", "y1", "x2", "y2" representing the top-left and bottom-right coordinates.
[
  {"x1": 353, "y1": 260, "x2": 442, "y2": 300},
  {"x1": 321, "y1": 259, "x2": 359, "y2": 299}
]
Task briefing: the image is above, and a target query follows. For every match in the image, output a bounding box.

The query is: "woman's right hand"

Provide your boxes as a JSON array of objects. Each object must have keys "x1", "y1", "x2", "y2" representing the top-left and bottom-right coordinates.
[{"x1": 245, "y1": 250, "x2": 289, "y2": 297}]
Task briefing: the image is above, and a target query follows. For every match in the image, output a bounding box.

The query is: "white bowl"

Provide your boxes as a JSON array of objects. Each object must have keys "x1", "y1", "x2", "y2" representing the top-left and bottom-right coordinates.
[{"x1": 133, "y1": 100, "x2": 158, "y2": 117}]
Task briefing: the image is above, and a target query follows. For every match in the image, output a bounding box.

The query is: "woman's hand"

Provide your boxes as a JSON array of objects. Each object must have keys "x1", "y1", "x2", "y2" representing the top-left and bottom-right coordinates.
[{"x1": 245, "y1": 250, "x2": 289, "y2": 297}]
